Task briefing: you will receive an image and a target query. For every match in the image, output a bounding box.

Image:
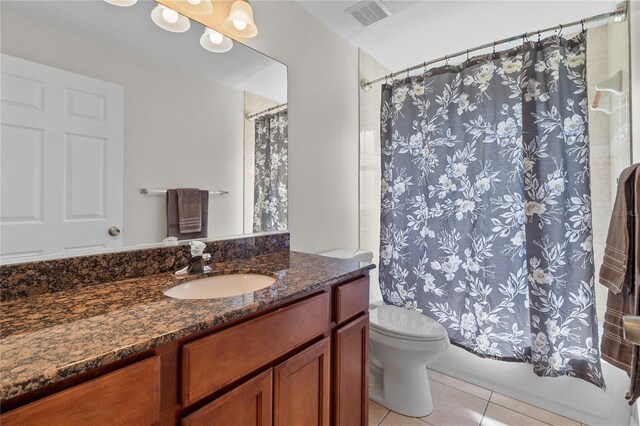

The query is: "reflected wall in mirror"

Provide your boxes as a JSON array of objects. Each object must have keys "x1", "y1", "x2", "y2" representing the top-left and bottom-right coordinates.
[{"x1": 0, "y1": 0, "x2": 287, "y2": 263}]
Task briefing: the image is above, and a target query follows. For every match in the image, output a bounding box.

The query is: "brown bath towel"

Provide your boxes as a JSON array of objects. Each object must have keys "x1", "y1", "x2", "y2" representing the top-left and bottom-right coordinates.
[
  {"x1": 599, "y1": 163, "x2": 640, "y2": 404},
  {"x1": 599, "y1": 165, "x2": 639, "y2": 293},
  {"x1": 166, "y1": 189, "x2": 209, "y2": 240}
]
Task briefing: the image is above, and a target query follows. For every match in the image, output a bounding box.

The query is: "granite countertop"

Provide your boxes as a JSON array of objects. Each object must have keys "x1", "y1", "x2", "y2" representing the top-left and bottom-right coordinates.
[{"x1": 0, "y1": 251, "x2": 374, "y2": 401}]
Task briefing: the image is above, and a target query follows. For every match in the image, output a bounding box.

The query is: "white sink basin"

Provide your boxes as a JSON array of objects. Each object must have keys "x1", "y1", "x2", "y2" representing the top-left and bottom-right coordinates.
[{"x1": 164, "y1": 274, "x2": 276, "y2": 300}]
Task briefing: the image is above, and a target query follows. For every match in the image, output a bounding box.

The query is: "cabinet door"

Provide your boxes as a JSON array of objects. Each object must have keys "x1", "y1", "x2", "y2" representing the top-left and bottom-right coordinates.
[
  {"x1": 274, "y1": 337, "x2": 330, "y2": 426},
  {"x1": 1, "y1": 357, "x2": 160, "y2": 426},
  {"x1": 181, "y1": 370, "x2": 272, "y2": 426},
  {"x1": 334, "y1": 314, "x2": 369, "y2": 426}
]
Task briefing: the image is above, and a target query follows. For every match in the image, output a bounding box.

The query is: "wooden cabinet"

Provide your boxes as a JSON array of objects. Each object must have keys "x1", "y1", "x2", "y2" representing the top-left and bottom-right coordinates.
[
  {"x1": 181, "y1": 370, "x2": 272, "y2": 426},
  {"x1": 334, "y1": 314, "x2": 369, "y2": 426},
  {"x1": 2, "y1": 275, "x2": 370, "y2": 426},
  {"x1": 273, "y1": 337, "x2": 331, "y2": 426},
  {"x1": 1, "y1": 357, "x2": 160, "y2": 426},
  {"x1": 334, "y1": 276, "x2": 369, "y2": 325},
  {"x1": 182, "y1": 292, "x2": 330, "y2": 406}
]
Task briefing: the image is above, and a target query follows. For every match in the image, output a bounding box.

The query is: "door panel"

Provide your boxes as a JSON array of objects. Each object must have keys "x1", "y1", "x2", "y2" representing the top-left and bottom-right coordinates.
[
  {"x1": 0, "y1": 54, "x2": 123, "y2": 260},
  {"x1": 274, "y1": 337, "x2": 330, "y2": 426},
  {"x1": 334, "y1": 314, "x2": 369, "y2": 426}
]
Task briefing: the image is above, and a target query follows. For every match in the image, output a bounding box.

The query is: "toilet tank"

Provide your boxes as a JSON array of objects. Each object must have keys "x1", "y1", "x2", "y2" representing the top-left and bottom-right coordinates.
[
  {"x1": 319, "y1": 248, "x2": 381, "y2": 309},
  {"x1": 319, "y1": 248, "x2": 373, "y2": 263}
]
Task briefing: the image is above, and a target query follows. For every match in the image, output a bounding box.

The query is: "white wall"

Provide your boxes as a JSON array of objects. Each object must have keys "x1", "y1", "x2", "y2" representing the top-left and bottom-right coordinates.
[
  {"x1": 245, "y1": 1, "x2": 360, "y2": 254},
  {"x1": 631, "y1": 0, "x2": 640, "y2": 164},
  {"x1": 1, "y1": 11, "x2": 245, "y2": 246},
  {"x1": 298, "y1": 1, "x2": 618, "y2": 72}
]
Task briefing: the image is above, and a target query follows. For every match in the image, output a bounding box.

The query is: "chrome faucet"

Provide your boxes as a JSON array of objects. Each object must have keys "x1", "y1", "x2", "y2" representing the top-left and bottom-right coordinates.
[
  {"x1": 175, "y1": 241, "x2": 212, "y2": 276},
  {"x1": 187, "y1": 252, "x2": 211, "y2": 274}
]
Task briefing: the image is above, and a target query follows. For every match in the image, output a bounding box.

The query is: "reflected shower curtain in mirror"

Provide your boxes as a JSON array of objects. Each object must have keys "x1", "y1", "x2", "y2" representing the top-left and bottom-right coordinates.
[
  {"x1": 253, "y1": 110, "x2": 288, "y2": 232},
  {"x1": 379, "y1": 33, "x2": 604, "y2": 387}
]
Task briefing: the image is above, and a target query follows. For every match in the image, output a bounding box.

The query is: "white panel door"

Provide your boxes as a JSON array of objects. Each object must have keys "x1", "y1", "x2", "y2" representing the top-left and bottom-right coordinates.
[{"x1": 0, "y1": 54, "x2": 123, "y2": 260}]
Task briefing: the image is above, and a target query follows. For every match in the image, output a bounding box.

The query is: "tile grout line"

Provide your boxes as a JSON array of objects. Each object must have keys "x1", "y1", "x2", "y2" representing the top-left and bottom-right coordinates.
[
  {"x1": 377, "y1": 409, "x2": 390, "y2": 426},
  {"x1": 430, "y1": 373, "x2": 580, "y2": 425},
  {"x1": 488, "y1": 396, "x2": 579, "y2": 425},
  {"x1": 428, "y1": 374, "x2": 492, "y2": 402},
  {"x1": 489, "y1": 401, "x2": 555, "y2": 426},
  {"x1": 479, "y1": 391, "x2": 492, "y2": 426}
]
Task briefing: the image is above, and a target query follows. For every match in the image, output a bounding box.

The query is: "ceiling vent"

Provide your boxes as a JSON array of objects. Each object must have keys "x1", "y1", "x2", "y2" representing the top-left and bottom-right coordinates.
[{"x1": 345, "y1": 0, "x2": 391, "y2": 27}]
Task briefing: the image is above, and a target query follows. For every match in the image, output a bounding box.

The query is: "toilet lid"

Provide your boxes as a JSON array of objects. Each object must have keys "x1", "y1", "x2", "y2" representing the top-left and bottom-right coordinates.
[{"x1": 370, "y1": 304, "x2": 447, "y2": 341}]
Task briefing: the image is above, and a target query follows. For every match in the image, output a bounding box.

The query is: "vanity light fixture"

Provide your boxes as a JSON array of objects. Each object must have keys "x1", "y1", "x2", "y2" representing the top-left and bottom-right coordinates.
[
  {"x1": 104, "y1": 0, "x2": 137, "y2": 6},
  {"x1": 223, "y1": 0, "x2": 258, "y2": 38},
  {"x1": 151, "y1": 4, "x2": 191, "y2": 33},
  {"x1": 200, "y1": 28, "x2": 233, "y2": 53},
  {"x1": 104, "y1": 0, "x2": 258, "y2": 53},
  {"x1": 182, "y1": 0, "x2": 213, "y2": 17}
]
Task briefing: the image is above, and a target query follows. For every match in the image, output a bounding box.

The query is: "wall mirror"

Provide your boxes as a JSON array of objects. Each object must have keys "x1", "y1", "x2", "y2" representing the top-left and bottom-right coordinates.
[{"x1": 0, "y1": 0, "x2": 288, "y2": 263}]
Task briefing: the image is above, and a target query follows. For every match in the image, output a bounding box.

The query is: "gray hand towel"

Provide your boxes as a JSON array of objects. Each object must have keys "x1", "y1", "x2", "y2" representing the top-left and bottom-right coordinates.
[
  {"x1": 166, "y1": 189, "x2": 209, "y2": 240},
  {"x1": 176, "y1": 188, "x2": 203, "y2": 233}
]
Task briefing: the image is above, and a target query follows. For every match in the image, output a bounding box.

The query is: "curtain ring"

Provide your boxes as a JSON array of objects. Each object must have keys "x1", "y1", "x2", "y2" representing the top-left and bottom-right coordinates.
[
  {"x1": 492, "y1": 42, "x2": 496, "y2": 56},
  {"x1": 581, "y1": 19, "x2": 585, "y2": 33},
  {"x1": 537, "y1": 30, "x2": 541, "y2": 43},
  {"x1": 466, "y1": 49, "x2": 469, "y2": 61},
  {"x1": 558, "y1": 24, "x2": 563, "y2": 38},
  {"x1": 423, "y1": 62, "x2": 428, "y2": 74},
  {"x1": 444, "y1": 55, "x2": 449, "y2": 66},
  {"x1": 406, "y1": 68, "x2": 410, "y2": 79}
]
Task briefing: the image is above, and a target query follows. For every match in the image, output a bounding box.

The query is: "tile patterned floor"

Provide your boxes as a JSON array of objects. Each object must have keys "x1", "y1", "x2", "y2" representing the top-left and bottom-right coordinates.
[{"x1": 369, "y1": 369, "x2": 585, "y2": 426}]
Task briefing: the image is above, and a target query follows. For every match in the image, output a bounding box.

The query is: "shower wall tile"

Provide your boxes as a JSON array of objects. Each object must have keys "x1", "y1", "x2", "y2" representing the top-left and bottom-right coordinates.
[
  {"x1": 359, "y1": 49, "x2": 390, "y2": 298},
  {"x1": 587, "y1": 25, "x2": 613, "y2": 323}
]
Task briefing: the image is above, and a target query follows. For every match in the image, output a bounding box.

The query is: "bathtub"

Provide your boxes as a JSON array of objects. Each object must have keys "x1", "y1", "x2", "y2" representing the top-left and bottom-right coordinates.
[
  {"x1": 370, "y1": 267, "x2": 631, "y2": 424},
  {"x1": 429, "y1": 336, "x2": 631, "y2": 426}
]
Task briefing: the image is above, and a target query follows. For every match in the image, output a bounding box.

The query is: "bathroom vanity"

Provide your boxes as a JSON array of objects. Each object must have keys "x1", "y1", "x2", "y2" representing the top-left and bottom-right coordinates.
[{"x1": 0, "y1": 248, "x2": 373, "y2": 425}]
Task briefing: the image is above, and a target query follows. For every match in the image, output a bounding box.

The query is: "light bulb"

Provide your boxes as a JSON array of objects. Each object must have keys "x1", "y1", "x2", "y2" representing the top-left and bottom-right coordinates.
[
  {"x1": 233, "y1": 20, "x2": 247, "y2": 30},
  {"x1": 208, "y1": 31, "x2": 224, "y2": 44},
  {"x1": 187, "y1": 0, "x2": 201, "y2": 4},
  {"x1": 161, "y1": 7, "x2": 179, "y2": 24}
]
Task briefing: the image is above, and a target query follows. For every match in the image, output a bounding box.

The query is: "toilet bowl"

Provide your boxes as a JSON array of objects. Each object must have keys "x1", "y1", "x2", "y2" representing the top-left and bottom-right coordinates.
[
  {"x1": 369, "y1": 304, "x2": 450, "y2": 417},
  {"x1": 318, "y1": 249, "x2": 449, "y2": 417}
]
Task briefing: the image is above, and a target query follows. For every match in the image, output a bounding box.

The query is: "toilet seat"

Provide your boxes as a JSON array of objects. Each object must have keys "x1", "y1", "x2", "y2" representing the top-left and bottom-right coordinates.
[{"x1": 370, "y1": 304, "x2": 447, "y2": 342}]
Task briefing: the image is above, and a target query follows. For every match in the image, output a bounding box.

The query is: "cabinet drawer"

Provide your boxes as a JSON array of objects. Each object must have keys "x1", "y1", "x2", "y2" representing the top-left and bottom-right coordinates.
[
  {"x1": 334, "y1": 277, "x2": 369, "y2": 325},
  {"x1": 1, "y1": 356, "x2": 160, "y2": 426},
  {"x1": 182, "y1": 292, "x2": 330, "y2": 406},
  {"x1": 181, "y1": 370, "x2": 272, "y2": 426}
]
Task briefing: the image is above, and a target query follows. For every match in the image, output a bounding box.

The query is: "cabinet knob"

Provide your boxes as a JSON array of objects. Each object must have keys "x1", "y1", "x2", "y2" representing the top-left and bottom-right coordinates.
[{"x1": 108, "y1": 226, "x2": 121, "y2": 237}]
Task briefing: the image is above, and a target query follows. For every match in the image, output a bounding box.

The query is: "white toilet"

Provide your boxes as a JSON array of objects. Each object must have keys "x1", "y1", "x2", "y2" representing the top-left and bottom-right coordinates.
[
  {"x1": 320, "y1": 248, "x2": 450, "y2": 418},
  {"x1": 369, "y1": 302, "x2": 449, "y2": 417}
]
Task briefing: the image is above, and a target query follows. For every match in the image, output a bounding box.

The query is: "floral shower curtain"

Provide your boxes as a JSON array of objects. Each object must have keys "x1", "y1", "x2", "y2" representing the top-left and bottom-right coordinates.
[
  {"x1": 254, "y1": 110, "x2": 288, "y2": 232},
  {"x1": 379, "y1": 33, "x2": 604, "y2": 387}
]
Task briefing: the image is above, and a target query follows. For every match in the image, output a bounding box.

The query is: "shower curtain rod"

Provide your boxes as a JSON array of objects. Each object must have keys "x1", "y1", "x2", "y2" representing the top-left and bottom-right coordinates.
[
  {"x1": 360, "y1": 3, "x2": 628, "y2": 91},
  {"x1": 246, "y1": 103, "x2": 288, "y2": 120}
]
